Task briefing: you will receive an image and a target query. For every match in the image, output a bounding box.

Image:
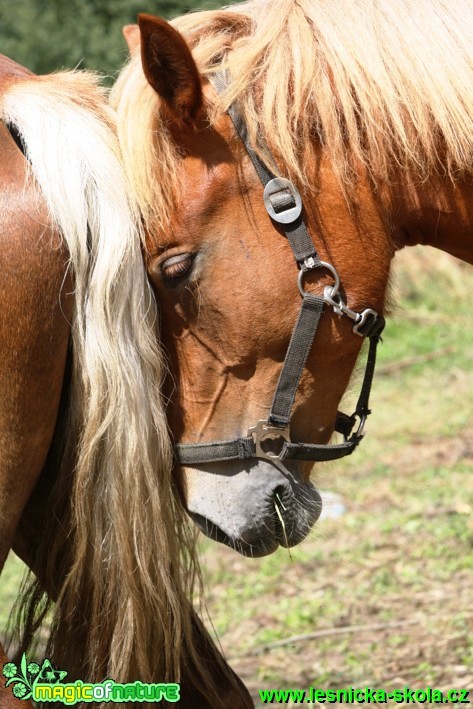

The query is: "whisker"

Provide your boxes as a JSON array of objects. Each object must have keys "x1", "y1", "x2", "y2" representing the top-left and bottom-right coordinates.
[
  {"x1": 274, "y1": 499, "x2": 293, "y2": 563},
  {"x1": 275, "y1": 492, "x2": 287, "y2": 511}
]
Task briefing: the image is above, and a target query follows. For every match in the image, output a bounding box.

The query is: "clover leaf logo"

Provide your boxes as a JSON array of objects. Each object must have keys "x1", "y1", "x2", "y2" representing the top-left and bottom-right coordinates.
[{"x1": 2, "y1": 654, "x2": 68, "y2": 701}]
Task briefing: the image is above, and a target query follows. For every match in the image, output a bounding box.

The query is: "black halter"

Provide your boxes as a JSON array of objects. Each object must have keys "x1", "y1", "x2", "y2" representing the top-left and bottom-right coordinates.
[{"x1": 175, "y1": 74, "x2": 385, "y2": 469}]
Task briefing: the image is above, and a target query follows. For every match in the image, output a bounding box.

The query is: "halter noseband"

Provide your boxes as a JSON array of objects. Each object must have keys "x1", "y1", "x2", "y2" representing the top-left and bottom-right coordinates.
[{"x1": 175, "y1": 74, "x2": 385, "y2": 469}]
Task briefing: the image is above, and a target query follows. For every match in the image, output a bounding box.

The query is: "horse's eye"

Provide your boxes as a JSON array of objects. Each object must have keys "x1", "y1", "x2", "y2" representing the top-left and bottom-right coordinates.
[{"x1": 161, "y1": 253, "x2": 195, "y2": 286}]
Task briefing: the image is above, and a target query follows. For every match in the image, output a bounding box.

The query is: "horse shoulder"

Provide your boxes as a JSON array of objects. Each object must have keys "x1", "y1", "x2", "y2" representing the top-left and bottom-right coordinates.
[{"x1": 0, "y1": 119, "x2": 72, "y2": 570}]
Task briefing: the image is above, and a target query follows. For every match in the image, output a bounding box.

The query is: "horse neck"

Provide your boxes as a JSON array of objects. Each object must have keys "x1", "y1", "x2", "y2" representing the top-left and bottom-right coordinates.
[{"x1": 384, "y1": 171, "x2": 473, "y2": 265}]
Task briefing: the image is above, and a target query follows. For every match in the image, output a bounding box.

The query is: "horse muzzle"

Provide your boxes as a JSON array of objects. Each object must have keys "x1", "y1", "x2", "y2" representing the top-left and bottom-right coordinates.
[{"x1": 182, "y1": 459, "x2": 322, "y2": 557}]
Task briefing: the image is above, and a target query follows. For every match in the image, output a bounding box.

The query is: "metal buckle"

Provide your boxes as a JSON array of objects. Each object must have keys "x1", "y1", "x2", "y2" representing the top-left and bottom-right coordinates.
[
  {"x1": 352, "y1": 411, "x2": 368, "y2": 439},
  {"x1": 263, "y1": 178, "x2": 303, "y2": 224},
  {"x1": 248, "y1": 420, "x2": 291, "y2": 461}
]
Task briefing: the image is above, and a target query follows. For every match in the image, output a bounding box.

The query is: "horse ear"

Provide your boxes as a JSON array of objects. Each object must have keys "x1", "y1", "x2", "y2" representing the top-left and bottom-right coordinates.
[
  {"x1": 138, "y1": 14, "x2": 203, "y2": 124},
  {"x1": 122, "y1": 24, "x2": 140, "y2": 54}
]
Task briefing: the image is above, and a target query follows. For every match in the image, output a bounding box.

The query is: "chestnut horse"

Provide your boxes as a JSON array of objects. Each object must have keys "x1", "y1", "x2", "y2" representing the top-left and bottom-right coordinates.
[
  {"x1": 3, "y1": 0, "x2": 473, "y2": 706},
  {"x1": 0, "y1": 56, "x2": 250, "y2": 708},
  {"x1": 112, "y1": 0, "x2": 473, "y2": 562}
]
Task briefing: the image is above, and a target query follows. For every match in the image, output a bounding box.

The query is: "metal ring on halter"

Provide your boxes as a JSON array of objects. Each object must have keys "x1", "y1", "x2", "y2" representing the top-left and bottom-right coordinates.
[
  {"x1": 352, "y1": 411, "x2": 368, "y2": 438},
  {"x1": 298, "y1": 260, "x2": 340, "y2": 298},
  {"x1": 248, "y1": 420, "x2": 291, "y2": 461}
]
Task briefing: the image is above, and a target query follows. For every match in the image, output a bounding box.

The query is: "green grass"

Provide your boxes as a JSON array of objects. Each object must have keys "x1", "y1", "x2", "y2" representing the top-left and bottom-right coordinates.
[{"x1": 0, "y1": 555, "x2": 26, "y2": 639}]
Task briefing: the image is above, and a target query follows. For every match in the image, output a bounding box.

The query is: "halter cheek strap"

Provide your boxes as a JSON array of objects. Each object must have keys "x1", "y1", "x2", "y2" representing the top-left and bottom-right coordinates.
[{"x1": 175, "y1": 73, "x2": 385, "y2": 468}]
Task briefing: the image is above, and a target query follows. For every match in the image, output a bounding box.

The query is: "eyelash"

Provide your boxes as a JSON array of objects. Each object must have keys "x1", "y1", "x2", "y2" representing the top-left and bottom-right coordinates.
[{"x1": 161, "y1": 253, "x2": 195, "y2": 285}]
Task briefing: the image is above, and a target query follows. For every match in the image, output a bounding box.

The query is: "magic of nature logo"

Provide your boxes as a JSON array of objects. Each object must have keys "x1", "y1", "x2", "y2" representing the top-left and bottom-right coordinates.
[{"x1": 3, "y1": 654, "x2": 180, "y2": 703}]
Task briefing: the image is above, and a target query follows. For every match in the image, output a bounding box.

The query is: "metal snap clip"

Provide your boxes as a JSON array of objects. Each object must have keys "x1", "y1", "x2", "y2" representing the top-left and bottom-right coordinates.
[{"x1": 352, "y1": 308, "x2": 380, "y2": 336}]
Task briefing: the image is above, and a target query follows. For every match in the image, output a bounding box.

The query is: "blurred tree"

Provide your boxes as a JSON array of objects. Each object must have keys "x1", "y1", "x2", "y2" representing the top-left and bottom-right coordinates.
[{"x1": 0, "y1": 0, "x2": 238, "y2": 76}]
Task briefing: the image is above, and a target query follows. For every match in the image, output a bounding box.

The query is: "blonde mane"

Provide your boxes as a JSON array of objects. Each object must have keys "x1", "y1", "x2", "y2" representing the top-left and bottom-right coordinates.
[
  {"x1": 112, "y1": 0, "x2": 473, "y2": 223},
  {"x1": 1, "y1": 70, "x2": 232, "y2": 701}
]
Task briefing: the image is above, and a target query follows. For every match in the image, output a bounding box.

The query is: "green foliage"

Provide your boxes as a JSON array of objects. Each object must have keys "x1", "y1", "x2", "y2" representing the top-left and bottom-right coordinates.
[{"x1": 0, "y1": 0, "x2": 237, "y2": 77}]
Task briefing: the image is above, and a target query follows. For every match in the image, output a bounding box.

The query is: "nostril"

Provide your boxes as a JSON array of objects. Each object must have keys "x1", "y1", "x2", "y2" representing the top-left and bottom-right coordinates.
[{"x1": 273, "y1": 484, "x2": 291, "y2": 508}]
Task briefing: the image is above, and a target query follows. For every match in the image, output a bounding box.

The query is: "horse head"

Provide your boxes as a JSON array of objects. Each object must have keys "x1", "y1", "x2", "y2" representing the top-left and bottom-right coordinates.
[{"x1": 115, "y1": 13, "x2": 393, "y2": 557}]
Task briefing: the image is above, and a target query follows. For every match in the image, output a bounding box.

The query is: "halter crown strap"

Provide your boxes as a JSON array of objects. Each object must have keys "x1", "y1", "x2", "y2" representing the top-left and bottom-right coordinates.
[{"x1": 175, "y1": 73, "x2": 385, "y2": 468}]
